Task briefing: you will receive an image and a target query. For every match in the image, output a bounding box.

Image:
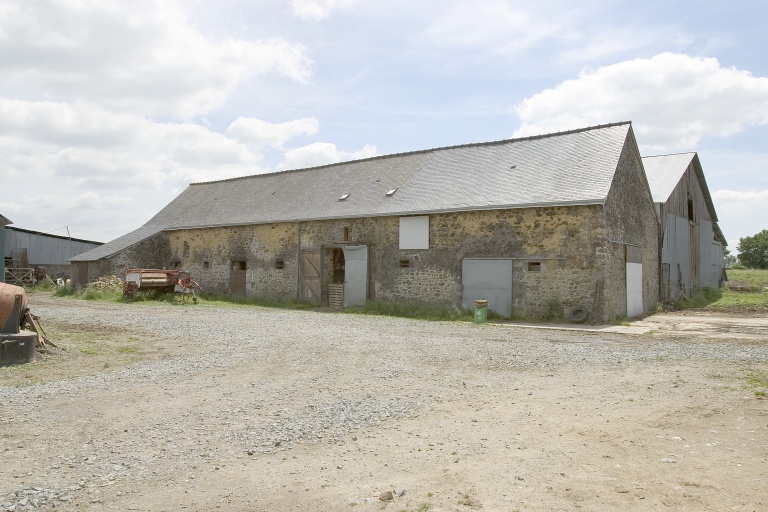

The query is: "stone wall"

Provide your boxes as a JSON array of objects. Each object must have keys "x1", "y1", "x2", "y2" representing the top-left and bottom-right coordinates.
[
  {"x1": 167, "y1": 224, "x2": 298, "y2": 298},
  {"x1": 161, "y1": 205, "x2": 611, "y2": 320},
  {"x1": 602, "y1": 132, "x2": 660, "y2": 320},
  {"x1": 73, "y1": 232, "x2": 171, "y2": 286}
]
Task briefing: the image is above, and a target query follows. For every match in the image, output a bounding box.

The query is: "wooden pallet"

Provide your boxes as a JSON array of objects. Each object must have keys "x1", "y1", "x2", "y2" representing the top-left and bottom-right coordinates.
[{"x1": 328, "y1": 283, "x2": 344, "y2": 309}]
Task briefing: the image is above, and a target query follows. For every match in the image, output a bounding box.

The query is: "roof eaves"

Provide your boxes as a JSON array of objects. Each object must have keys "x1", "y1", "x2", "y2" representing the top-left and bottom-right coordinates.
[
  {"x1": 68, "y1": 226, "x2": 164, "y2": 262},
  {"x1": 161, "y1": 199, "x2": 607, "y2": 232}
]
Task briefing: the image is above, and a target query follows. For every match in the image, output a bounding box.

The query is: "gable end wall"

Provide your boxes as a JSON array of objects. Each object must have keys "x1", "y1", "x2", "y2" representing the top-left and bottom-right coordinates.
[{"x1": 602, "y1": 133, "x2": 660, "y2": 319}]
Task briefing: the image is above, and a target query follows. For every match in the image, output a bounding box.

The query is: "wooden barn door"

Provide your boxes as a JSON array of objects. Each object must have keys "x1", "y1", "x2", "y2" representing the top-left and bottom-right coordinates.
[
  {"x1": 300, "y1": 251, "x2": 321, "y2": 304},
  {"x1": 77, "y1": 262, "x2": 89, "y2": 288},
  {"x1": 230, "y1": 260, "x2": 246, "y2": 298}
]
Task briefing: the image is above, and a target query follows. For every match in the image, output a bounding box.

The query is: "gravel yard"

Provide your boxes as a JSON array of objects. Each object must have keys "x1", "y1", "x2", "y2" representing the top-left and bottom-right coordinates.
[{"x1": 1, "y1": 295, "x2": 767, "y2": 511}]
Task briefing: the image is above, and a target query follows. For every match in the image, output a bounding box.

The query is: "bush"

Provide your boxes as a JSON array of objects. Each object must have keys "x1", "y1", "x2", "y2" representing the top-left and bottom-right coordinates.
[{"x1": 675, "y1": 287, "x2": 722, "y2": 309}]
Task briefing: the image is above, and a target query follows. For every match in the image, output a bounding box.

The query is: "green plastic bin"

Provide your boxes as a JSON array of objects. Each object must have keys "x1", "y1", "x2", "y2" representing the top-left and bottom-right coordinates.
[{"x1": 474, "y1": 299, "x2": 488, "y2": 324}]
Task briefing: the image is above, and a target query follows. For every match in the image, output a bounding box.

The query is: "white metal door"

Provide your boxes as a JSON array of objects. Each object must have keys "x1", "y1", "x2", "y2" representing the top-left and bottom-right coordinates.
[
  {"x1": 626, "y1": 262, "x2": 643, "y2": 318},
  {"x1": 342, "y1": 245, "x2": 368, "y2": 307},
  {"x1": 461, "y1": 259, "x2": 513, "y2": 318}
]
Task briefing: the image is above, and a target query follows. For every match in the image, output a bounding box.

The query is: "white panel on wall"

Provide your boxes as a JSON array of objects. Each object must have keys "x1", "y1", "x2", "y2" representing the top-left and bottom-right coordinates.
[{"x1": 399, "y1": 216, "x2": 429, "y2": 250}]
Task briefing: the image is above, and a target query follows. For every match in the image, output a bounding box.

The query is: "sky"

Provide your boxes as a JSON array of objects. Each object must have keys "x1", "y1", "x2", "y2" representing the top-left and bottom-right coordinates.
[{"x1": 1, "y1": 0, "x2": 767, "y2": 252}]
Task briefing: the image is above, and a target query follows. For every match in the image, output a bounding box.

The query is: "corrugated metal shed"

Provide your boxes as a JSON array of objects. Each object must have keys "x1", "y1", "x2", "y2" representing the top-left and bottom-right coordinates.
[
  {"x1": 73, "y1": 122, "x2": 633, "y2": 262},
  {"x1": 4, "y1": 227, "x2": 102, "y2": 266}
]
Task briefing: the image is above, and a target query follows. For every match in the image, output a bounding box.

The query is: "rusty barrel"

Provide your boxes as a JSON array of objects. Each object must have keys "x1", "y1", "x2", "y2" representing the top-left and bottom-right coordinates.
[
  {"x1": 0, "y1": 282, "x2": 37, "y2": 366},
  {"x1": 0, "y1": 282, "x2": 27, "y2": 333}
]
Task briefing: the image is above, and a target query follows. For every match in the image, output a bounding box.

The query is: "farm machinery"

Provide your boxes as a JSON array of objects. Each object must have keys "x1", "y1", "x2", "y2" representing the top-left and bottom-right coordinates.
[{"x1": 123, "y1": 269, "x2": 202, "y2": 301}]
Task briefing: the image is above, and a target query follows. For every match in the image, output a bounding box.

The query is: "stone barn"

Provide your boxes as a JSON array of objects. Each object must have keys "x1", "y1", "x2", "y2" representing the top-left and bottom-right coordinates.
[
  {"x1": 642, "y1": 152, "x2": 726, "y2": 301},
  {"x1": 71, "y1": 122, "x2": 659, "y2": 322}
]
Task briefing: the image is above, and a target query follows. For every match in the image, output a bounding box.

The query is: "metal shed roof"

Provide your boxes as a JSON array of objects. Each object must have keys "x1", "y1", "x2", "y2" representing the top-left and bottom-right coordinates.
[
  {"x1": 72, "y1": 122, "x2": 633, "y2": 262},
  {"x1": 641, "y1": 152, "x2": 696, "y2": 203}
]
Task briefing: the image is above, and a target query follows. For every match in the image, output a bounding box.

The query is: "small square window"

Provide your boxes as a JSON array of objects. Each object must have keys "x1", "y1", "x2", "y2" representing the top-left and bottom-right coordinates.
[
  {"x1": 203, "y1": 261, "x2": 210, "y2": 270},
  {"x1": 275, "y1": 258, "x2": 284, "y2": 269},
  {"x1": 399, "y1": 259, "x2": 411, "y2": 268},
  {"x1": 528, "y1": 262, "x2": 542, "y2": 272}
]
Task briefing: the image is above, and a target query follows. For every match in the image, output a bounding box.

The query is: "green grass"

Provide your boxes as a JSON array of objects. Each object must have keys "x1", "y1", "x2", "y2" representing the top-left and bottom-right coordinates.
[
  {"x1": 746, "y1": 369, "x2": 768, "y2": 397},
  {"x1": 52, "y1": 283, "x2": 123, "y2": 302},
  {"x1": 728, "y1": 268, "x2": 768, "y2": 288},
  {"x1": 345, "y1": 300, "x2": 477, "y2": 321},
  {"x1": 675, "y1": 269, "x2": 768, "y2": 312}
]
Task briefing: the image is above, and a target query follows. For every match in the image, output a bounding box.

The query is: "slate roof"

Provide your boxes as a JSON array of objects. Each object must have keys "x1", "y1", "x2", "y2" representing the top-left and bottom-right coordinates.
[{"x1": 72, "y1": 122, "x2": 633, "y2": 262}]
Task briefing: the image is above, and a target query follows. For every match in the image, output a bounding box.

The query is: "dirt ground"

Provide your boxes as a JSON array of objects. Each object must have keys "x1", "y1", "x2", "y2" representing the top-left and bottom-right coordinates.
[{"x1": 1, "y1": 296, "x2": 767, "y2": 512}]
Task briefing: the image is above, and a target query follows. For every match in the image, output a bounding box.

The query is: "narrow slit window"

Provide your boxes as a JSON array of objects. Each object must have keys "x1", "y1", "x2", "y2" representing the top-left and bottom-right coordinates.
[
  {"x1": 399, "y1": 259, "x2": 411, "y2": 268},
  {"x1": 275, "y1": 258, "x2": 284, "y2": 269},
  {"x1": 203, "y1": 261, "x2": 210, "y2": 270},
  {"x1": 528, "y1": 262, "x2": 542, "y2": 272}
]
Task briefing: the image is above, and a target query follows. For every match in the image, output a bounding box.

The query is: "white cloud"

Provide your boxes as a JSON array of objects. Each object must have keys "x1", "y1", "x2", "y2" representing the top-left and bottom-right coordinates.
[
  {"x1": 0, "y1": 98, "x2": 262, "y2": 184},
  {"x1": 226, "y1": 117, "x2": 319, "y2": 149},
  {"x1": 424, "y1": 1, "x2": 563, "y2": 55},
  {"x1": 712, "y1": 189, "x2": 768, "y2": 250},
  {"x1": 0, "y1": 0, "x2": 312, "y2": 118},
  {"x1": 513, "y1": 53, "x2": 768, "y2": 152},
  {"x1": 712, "y1": 189, "x2": 768, "y2": 204},
  {"x1": 291, "y1": 0, "x2": 358, "y2": 21},
  {"x1": 282, "y1": 142, "x2": 377, "y2": 169}
]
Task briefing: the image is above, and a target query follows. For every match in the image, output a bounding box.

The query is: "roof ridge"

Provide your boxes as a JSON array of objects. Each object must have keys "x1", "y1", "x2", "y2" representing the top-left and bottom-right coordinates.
[
  {"x1": 642, "y1": 151, "x2": 697, "y2": 159},
  {"x1": 190, "y1": 121, "x2": 633, "y2": 186}
]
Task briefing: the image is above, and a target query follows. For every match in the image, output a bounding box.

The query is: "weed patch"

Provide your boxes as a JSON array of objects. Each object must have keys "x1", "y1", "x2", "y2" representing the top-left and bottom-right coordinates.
[
  {"x1": 673, "y1": 270, "x2": 768, "y2": 313},
  {"x1": 746, "y1": 369, "x2": 768, "y2": 397}
]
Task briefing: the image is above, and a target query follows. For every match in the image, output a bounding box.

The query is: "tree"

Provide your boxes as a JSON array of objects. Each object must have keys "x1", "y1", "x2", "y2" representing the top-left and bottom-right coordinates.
[
  {"x1": 724, "y1": 248, "x2": 737, "y2": 269},
  {"x1": 737, "y1": 229, "x2": 768, "y2": 269}
]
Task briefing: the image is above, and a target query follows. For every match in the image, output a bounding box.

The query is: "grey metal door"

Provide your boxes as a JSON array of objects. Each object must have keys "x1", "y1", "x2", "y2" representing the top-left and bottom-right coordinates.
[
  {"x1": 462, "y1": 259, "x2": 513, "y2": 318},
  {"x1": 626, "y1": 246, "x2": 643, "y2": 318},
  {"x1": 626, "y1": 263, "x2": 643, "y2": 317},
  {"x1": 342, "y1": 245, "x2": 368, "y2": 307}
]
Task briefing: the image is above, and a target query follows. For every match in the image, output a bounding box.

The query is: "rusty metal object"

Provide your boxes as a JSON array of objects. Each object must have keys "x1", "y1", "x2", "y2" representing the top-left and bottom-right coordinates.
[
  {"x1": 0, "y1": 282, "x2": 39, "y2": 366},
  {"x1": 123, "y1": 269, "x2": 202, "y2": 299},
  {"x1": 1, "y1": 283, "x2": 27, "y2": 334}
]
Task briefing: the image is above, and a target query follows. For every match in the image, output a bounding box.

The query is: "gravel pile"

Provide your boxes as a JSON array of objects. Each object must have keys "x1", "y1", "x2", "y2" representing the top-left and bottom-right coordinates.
[{"x1": 1, "y1": 297, "x2": 767, "y2": 511}]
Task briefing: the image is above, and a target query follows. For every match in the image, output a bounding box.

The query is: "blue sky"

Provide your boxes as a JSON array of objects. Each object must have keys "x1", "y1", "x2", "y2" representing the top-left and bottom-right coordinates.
[{"x1": 1, "y1": 0, "x2": 766, "y2": 251}]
